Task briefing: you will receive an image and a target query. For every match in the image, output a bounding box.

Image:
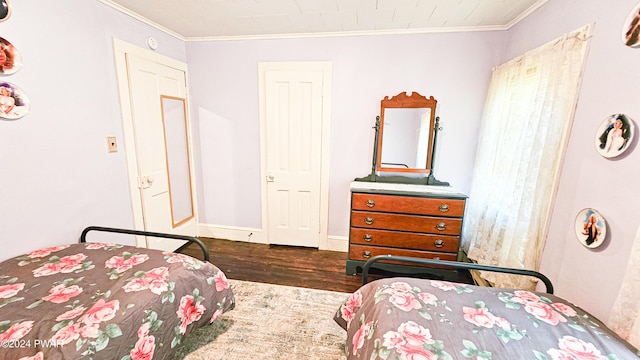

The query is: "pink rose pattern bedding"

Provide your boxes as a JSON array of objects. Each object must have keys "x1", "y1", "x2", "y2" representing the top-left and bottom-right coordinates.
[
  {"x1": 334, "y1": 277, "x2": 639, "y2": 359},
  {"x1": 0, "y1": 243, "x2": 234, "y2": 360}
]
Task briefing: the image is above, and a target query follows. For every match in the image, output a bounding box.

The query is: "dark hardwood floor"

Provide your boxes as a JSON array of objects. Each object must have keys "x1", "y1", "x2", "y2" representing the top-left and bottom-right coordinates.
[{"x1": 179, "y1": 237, "x2": 473, "y2": 293}]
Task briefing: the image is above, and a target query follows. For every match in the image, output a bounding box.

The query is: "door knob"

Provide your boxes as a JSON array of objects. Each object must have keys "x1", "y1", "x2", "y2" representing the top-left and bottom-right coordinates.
[
  {"x1": 266, "y1": 173, "x2": 275, "y2": 182},
  {"x1": 139, "y1": 175, "x2": 154, "y2": 189}
]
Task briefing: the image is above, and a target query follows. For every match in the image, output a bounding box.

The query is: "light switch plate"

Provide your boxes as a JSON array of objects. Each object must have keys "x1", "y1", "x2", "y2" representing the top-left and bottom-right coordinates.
[{"x1": 107, "y1": 136, "x2": 117, "y2": 152}]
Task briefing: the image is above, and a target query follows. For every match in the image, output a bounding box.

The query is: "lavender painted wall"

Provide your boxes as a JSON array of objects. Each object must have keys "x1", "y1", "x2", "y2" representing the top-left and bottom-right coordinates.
[
  {"x1": 0, "y1": 0, "x2": 633, "y2": 327},
  {"x1": 501, "y1": 0, "x2": 640, "y2": 322},
  {"x1": 186, "y1": 31, "x2": 506, "y2": 236},
  {"x1": 0, "y1": 1, "x2": 185, "y2": 259}
]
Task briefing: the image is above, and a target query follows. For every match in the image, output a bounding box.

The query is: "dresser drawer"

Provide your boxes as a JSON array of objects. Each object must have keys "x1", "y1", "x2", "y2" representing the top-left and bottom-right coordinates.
[
  {"x1": 351, "y1": 211, "x2": 462, "y2": 235},
  {"x1": 352, "y1": 193, "x2": 465, "y2": 217},
  {"x1": 349, "y1": 228, "x2": 459, "y2": 252},
  {"x1": 349, "y1": 244, "x2": 458, "y2": 268}
]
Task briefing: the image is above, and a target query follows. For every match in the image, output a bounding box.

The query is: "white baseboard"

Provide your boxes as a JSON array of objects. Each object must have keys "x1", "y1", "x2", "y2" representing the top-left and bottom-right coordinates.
[
  {"x1": 198, "y1": 223, "x2": 348, "y2": 252},
  {"x1": 326, "y1": 235, "x2": 348, "y2": 252}
]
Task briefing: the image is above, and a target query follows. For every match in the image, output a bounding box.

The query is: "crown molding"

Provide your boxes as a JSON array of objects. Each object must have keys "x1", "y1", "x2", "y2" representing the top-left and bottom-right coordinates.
[{"x1": 99, "y1": 0, "x2": 548, "y2": 43}]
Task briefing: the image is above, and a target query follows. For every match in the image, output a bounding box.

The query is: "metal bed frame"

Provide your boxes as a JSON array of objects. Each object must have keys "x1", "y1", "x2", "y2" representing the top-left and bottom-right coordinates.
[
  {"x1": 361, "y1": 254, "x2": 554, "y2": 294},
  {"x1": 80, "y1": 225, "x2": 210, "y2": 262}
]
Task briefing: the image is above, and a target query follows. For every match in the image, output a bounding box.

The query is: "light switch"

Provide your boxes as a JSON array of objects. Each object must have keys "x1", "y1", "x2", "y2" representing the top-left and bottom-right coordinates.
[{"x1": 107, "y1": 136, "x2": 117, "y2": 152}]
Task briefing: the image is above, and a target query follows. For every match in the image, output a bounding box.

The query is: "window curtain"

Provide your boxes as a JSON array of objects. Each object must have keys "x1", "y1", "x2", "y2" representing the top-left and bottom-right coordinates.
[
  {"x1": 609, "y1": 225, "x2": 640, "y2": 349},
  {"x1": 462, "y1": 25, "x2": 591, "y2": 290}
]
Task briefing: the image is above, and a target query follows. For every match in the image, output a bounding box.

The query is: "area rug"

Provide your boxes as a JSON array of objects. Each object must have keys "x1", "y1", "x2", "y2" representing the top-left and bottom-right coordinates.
[{"x1": 173, "y1": 279, "x2": 350, "y2": 360}]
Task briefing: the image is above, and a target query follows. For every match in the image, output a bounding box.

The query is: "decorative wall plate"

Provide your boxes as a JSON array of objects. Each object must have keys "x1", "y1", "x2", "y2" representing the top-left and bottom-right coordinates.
[
  {"x1": 0, "y1": 37, "x2": 23, "y2": 75},
  {"x1": 0, "y1": 0, "x2": 10, "y2": 22},
  {"x1": 575, "y1": 208, "x2": 607, "y2": 249},
  {"x1": 623, "y1": 1, "x2": 640, "y2": 47},
  {"x1": 595, "y1": 114, "x2": 635, "y2": 158},
  {"x1": 0, "y1": 82, "x2": 29, "y2": 120}
]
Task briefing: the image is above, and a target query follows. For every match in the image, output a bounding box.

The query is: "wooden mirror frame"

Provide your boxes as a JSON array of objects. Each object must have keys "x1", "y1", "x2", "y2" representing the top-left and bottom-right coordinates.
[
  {"x1": 376, "y1": 91, "x2": 437, "y2": 174},
  {"x1": 355, "y1": 91, "x2": 448, "y2": 185}
]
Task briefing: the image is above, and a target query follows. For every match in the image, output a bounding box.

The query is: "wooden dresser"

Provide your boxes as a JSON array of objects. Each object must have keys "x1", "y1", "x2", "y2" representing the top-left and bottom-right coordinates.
[{"x1": 346, "y1": 182, "x2": 468, "y2": 275}]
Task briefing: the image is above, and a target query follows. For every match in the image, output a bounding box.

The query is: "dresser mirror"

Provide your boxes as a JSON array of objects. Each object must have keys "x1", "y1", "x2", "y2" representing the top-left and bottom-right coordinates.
[
  {"x1": 356, "y1": 91, "x2": 448, "y2": 185},
  {"x1": 378, "y1": 92, "x2": 437, "y2": 173}
]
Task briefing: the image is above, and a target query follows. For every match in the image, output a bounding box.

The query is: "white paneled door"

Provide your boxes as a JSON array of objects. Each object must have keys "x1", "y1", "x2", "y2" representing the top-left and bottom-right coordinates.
[
  {"x1": 114, "y1": 39, "x2": 197, "y2": 251},
  {"x1": 261, "y1": 63, "x2": 331, "y2": 248}
]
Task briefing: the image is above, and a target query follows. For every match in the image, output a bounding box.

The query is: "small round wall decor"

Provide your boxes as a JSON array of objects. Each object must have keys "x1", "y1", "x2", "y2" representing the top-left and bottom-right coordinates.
[
  {"x1": 623, "y1": 1, "x2": 640, "y2": 47},
  {"x1": 0, "y1": 37, "x2": 23, "y2": 75},
  {"x1": 595, "y1": 113, "x2": 635, "y2": 158},
  {"x1": 575, "y1": 208, "x2": 607, "y2": 249},
  {"x1": 0, "y1": 0, "x2": 11, "y2": 22},
  {"x1": 0, "y1": 82, "x2": 29, "y2": 120}
]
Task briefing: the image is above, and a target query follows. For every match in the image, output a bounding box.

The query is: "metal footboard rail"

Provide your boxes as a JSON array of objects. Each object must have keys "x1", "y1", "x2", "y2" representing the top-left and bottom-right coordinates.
[
  {"x1": 80, "y1": 226, "x2": 210, "y2": 263},
  {"x1": 361, "y1": 255, "x2": 554, "y2": 294}
]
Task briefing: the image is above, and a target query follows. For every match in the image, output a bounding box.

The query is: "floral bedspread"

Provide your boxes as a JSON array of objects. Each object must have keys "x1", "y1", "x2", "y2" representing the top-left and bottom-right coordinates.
[
  {"x1": 0, "y1": 242, "x2": 235, "y2": 360},
  {"x1": 334, "y1": 277, "x2": 639, "y2": 360}
]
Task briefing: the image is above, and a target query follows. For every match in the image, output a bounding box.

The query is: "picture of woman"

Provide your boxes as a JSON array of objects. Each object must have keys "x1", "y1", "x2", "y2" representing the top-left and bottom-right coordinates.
[
  {"x1": 575, "y1": 208, "x2": 607, "y2": 249},
  {"x1": 595, "y1": 114, "x2": 635, "y2": 158},
  {"x1": 583, "y1": 213, "x2": 600, "y2": 246},
  {"x1": 0, "y1": 82, "x2": 29, "y2": 120},
  {"x1": 624, "y1": 2, "x2": 640, "y2": 47},
  {"x1": 0, "y1": 36, "x2": 22, "y2": 75},
  {"x1": 0, "y1": 84, "x2": 15, "y2": 114}
]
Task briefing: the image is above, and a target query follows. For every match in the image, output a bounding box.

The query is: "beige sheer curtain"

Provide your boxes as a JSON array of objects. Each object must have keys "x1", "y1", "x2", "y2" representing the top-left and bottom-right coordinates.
[
  {"x1": 462, "y1": 25, "x2": 591, "y2": 290},
  {"x1": 609, "y1": 225, "x2": 640, "y2": 349}
]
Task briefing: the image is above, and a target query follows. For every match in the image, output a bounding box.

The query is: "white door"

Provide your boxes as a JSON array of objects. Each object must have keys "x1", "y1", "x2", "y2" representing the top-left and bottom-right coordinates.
[
  {"x1": 114, "y1": 39, "x2": 197, "y2": 251},
  {"x1": 260, "y1": 63, "x2": 331, "y2": 248}
]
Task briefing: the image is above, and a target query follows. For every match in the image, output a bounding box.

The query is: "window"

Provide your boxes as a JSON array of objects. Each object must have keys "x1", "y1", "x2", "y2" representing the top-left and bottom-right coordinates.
[{"x1": 462, "y1": 25, "x2": 592, "y2": 290}]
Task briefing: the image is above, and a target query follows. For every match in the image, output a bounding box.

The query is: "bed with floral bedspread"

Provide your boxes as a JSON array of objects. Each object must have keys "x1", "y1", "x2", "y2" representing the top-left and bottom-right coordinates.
[
  {"x1": 334, "y1": 257, "x2": 639, "y2": 360},
  {"x1": 0, "y1": 229, "x2": 235, "y2": 360}
]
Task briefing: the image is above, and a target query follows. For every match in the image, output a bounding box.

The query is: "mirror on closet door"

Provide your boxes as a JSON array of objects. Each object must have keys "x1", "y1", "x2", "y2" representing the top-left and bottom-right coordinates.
[{"x1": 160, "y1": 95, "x2": 195, "y2": 227}]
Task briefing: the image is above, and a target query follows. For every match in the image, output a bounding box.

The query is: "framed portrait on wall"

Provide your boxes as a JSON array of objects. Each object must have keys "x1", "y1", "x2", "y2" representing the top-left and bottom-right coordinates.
[
  {"x1": 0, "y1": 82, "x2": 29, "y2": 120},
  {"x1": 0, "y1": 1, "x2": 11, "y2": 22},
  {"x1": 594, "y1": 113, "x2": 635, "y2": 158},
  {"x1": 623, "y1": 1, "x2": 640, "y2": 47},
  {"x1": 0, "y1": 37, "x2": 23, "y2": 75},
  {"x1": 574, "y1": 208, "x2": 607, "y2": 249}
]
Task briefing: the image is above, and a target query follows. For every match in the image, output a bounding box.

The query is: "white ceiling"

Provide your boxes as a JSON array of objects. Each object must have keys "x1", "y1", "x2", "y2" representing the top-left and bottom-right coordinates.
[{"x1": 100, "y1": 0, "x2": 548, "y2": 41}]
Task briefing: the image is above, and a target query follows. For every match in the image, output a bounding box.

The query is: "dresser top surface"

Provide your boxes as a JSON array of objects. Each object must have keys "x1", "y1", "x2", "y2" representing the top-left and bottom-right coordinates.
[{"x1": 350, "y1": 181, "x2": 468, "y2": 198}]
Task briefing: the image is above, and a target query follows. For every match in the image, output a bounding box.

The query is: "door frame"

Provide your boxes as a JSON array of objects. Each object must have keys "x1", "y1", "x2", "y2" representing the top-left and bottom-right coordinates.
[
  {"x1": 258, "y1": 61, "x2": 332, "y2": 250},
  {"x1": 113, "y1": 38, "x2": 199, "y2": 246}
]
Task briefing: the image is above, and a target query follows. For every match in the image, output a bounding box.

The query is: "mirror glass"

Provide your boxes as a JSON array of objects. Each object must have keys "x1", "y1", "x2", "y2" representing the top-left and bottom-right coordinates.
[
  {"x1": 376, "y1": 92, "x2": 437, "y2": 174},
  {"x1": 380, "y1": 107, "x2": 432, "y2": 170},
  {"x1": 160, "y1": 95, "x2": 195, "y2": 227}
]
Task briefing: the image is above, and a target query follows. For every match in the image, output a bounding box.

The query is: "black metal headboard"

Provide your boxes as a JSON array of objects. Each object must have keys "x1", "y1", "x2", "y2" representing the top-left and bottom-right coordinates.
[
  {"x1": 80, "y1": 226, "x2": 210, "y2": 263},
  {"x1": 361, "y1": 255, "x2": 554, "y2": 294}
]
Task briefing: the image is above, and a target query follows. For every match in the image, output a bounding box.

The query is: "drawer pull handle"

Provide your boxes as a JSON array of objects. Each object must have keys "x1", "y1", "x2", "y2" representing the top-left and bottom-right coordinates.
[
  {"x1": 365, "y1": 199, "x2": 376, "y2": 208},
  {"x1": 434, "y1": 239, "x2": 445, "y2": 248},
  {"x1": 364, "y1": 217, "x2": 374, "y2": 225},
  {"x1": 439, "y1": 204, "x2": 450, "y2": 213},
  {"x1": 433, "y1": 257, "x2": 440, "y2": 261},
  {"x1": 363, "y1": 234, "x2": 373, "y2": 242},
  {"x1": 436, "y1": 222, "x2": 447, "y2": 231},
  {"x1": 362, "y1": 251, "x2": 372, "y2": 259}
]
